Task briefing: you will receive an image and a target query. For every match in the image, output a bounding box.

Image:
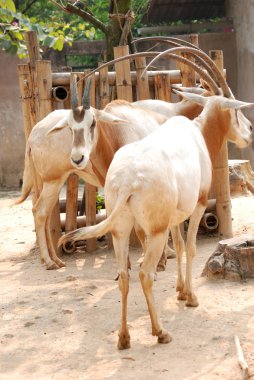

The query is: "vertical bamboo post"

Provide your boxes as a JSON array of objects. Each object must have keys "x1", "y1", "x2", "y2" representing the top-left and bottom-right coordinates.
[
  {"x1": 99, "y1": 65, "x2": 110, "y2": 109},
  {"x1": 85, "y1": 73, "x2": 97, "y2": 253},
  {"x1": 65, "y1": 73, "x2": 84, "y2": 234},
  {"x1": 209, "y1": 50, "x2": 233, "y2": 238},
  {"x1": 135, "y1": 57, "x2": 150, "y2": 100},
  {"x1": 24, "y1": 31, "x2": 40, "y2": 128},
  {"x1": 35, "y1": 60, "x2": 52, "y2": 122},
  {"x1": 35, "y1": 59, "x2": 63, "y2": 252},
  {"x1": 154, "y1": 73, "x2": 171, "y2": 102},
  {"x1": 114, "y1": 45, "x2": 133, "y2": 102},
  {"x1": 179, "y1": 34, "x2": 198, "y2": 87},
  {"x1": 17, "y1": 64, "x2": 34, "y2": 140},
  {"x1": 65, "y1": 174, "x2": 79, "y2": 233}
]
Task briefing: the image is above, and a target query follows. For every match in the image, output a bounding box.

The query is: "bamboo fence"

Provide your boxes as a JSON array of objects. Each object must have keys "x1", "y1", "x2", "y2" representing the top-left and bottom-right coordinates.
[{"x1": 17, "y1": 31, "x2": 233, "y2": 256}]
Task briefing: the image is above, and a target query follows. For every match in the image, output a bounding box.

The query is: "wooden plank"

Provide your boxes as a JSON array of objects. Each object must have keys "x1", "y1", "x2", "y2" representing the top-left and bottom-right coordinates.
[
  {"x1": 114, "y1": 45, "x2": 133, "y2": 101},
  {"x1": 135, "y1": 57, "x2": 150, "y2": 100},
  {"x1": 210, "y1": 50, "x2": 233, "y2": 238}
]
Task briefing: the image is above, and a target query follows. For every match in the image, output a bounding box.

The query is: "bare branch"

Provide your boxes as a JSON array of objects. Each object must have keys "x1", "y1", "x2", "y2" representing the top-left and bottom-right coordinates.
[
  {"x1": 66, "y1": 3, "x2": 109, "y2": 35},
  {"x1": 49, "y1": 0, "x2": 70, "y2": 13}
]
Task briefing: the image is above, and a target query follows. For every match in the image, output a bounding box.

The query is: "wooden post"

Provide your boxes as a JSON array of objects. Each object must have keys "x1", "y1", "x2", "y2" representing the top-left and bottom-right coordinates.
[
  {"x1": 210, "y1": 50, "x2": 233, "y2": 238},
  {"x1": 35, "y1": 59, "x2": 62, "y2": 251},
  {"x1": 154, "y1": 73, "x2": 171, "y2": 102},
  {"x1": 99, "y1": 65, "x2": 110, "y2": 109},
  {"x1": 17, "y1": 64, "x2": 34, "y2": 140},
  {"x1": 114, "y1": 45, "x2": 133, "y2": 102},
  {"x1": 179, "y1": 34, "x2": 198, "y2": 87},
  {"x1": 64, "y1": 73, "x2": 84, "y2": 234},
  {"x1": 65, "y1": 174, "x2": 79, "y2": 233},
  {"x1": 85, "y1": 73, "x2": 97, "y2": 253},
  {"x1": 35, "y1": 60, "x2": 53, "y2": 122},
  {"x1": 135, "y1": 57, "x2": 150, "y2": 100}
]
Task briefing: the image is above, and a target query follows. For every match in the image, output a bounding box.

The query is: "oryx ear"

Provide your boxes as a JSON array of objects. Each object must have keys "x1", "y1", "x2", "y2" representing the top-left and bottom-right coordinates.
[
  {"x1": 47, "y1": 117, "x2": 69, "y2": 136},
  {"x1": 173, "y1": 90, "x2": 208, "y2": 106},
  {"x1": 219, "y1": 98, "x2": 254, "y2": 110},
  {"x1": 95, "y1": 109, "x2": 127, "y2": 124},
  {"x1": 171, "y1": 84, "x2": 206, "y2": 95}
]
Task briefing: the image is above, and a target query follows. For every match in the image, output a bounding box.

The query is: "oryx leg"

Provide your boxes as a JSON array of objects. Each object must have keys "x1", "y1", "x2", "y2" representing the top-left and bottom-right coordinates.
[
  {"x1": 184, "y1": 202, "x2": 206, "y2": 307},
  {"x1": 139, "y1": 231, "x2": 172, "y2": 344},
  {"x1": 171, "y1": 225, "x2": 186, "y2": 301},
  {"x1": 112, "y1": 214, "x2": 134, "y2": 350},
  {"x1": 33, "y1": 180, "x2": 64, "y2": 270}
]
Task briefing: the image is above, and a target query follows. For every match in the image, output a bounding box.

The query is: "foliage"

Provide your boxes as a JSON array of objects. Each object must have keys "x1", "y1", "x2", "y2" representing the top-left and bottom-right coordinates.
[
  {"x1": 0, "y1": 0, "x2": 150, "y2": 58},
  {"x1": 96, "y1": 192, "x2": 105, "y2": 211},
  {"x1": 0, "y1": 0, "x2": 101, "y2": 57}
]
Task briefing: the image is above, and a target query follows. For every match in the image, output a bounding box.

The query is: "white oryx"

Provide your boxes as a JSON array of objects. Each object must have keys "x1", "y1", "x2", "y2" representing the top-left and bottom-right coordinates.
[
  {"x1": 15, "y1": 45, "x2": 213, "y2": 271},
  {"x1": 59, "y1": 51, "x2": 253, "y2": 348}
]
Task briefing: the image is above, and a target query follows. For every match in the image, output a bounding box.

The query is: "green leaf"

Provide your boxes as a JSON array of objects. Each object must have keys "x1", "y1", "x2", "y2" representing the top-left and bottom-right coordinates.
[
  {"x1": 54, "y1": 36, "x2": 64, "y2": 51},
  {"x1": 0, "y1": 0, "x2": 16, "y2": 12},
  {"x1": 43, "y1": 35, "x2": 56, "y2": 48}
]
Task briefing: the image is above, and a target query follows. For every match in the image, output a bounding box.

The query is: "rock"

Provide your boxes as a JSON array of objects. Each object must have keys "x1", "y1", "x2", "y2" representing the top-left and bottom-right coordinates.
[{"x1": 201, "y1": 234, "x2": 254, "y2": 280}]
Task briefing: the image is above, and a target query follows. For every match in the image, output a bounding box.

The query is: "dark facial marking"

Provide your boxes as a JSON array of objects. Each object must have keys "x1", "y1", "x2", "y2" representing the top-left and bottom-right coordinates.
[
  {"x1": 73, "y1": 107, "x2": 85, "y2": 123},
  {"x1": 73, "y1": 129, "x2": 85, "y2": 147}
]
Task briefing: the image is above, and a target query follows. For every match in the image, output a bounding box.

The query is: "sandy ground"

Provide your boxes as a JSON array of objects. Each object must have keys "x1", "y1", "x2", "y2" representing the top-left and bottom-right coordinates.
[{"x1": 0, "y1": 190, "x2": 254, "y2": 380}]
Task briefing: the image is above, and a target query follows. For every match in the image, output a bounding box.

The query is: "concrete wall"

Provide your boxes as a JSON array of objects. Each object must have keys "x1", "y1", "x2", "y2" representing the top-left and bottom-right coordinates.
[
  {"x1": 0, "y1": 51, "x2": 26, "y2": 189},
  {"x1": 226, "y1": 0, "x2": 254, "y2": 166}
]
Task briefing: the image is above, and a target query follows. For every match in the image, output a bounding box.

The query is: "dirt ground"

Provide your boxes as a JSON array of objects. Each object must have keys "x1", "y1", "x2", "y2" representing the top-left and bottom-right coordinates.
[{"x1": 0, "y1": 190, "x2": 254, "y2": 380}]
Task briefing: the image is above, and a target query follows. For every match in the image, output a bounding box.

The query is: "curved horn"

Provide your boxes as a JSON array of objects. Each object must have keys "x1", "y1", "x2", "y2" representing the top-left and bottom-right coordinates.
[
  {"x1": 133, "y1": 36, "x2": 202, "y2": 51},
  {"x1": 82, "y1": 50, "x2": 220, "y2": 95},
  {"x1": 82, "y1": 77, "x2": 92, "y2": 110},
  {"x1": 71, "y1": 74, "x2": 79, "y2": 110},
  {"x1": 142, "y1": 46, "x2": 231, "y2": 98}
]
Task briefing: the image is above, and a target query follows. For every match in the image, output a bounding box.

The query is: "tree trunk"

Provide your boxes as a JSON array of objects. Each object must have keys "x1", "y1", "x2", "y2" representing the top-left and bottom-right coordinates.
[{"x1": 106, "y1": 0, "x2": 133, "y2": 60}]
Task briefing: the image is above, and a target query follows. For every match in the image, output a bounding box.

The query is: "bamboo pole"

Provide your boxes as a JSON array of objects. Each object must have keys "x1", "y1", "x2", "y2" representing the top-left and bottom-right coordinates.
[
  {"x1": 85, "y1": 72, "x2": 97, "y2": 253},
  {"x1": 210, "y1": 50, "x2": 233, "y2": 238},
  {"x1": 114, "y1": 45, "x2": 133, "y2": 102},
  {"x1": 52, "y1": 69, "x2": 225, "y2": 87},
  {"x1": 179, "y1": 34, "x2": 198, "y2": 87},
  {"x1": 154, "y1": 73, "x2": 171, "y2": 102},
  {"x1": 35, "y1": 60, "x2": 53, "y2": 122},
  {"x1": 64, "y1": 73, "x2": 84, "y2": 234},
  {"x1": 135, "y1": 57, "x2": 150, "y2": 100},
  {"x1": 17, "y1": 64, "x2": 34, "y2": 141},
  {"x1": 65, "y1": 174, "x2": 79, "y2": 233},
  {"x1": 35, "y1": 59, "x2": 62, "y2": 252},
  {"x1": 99, "y1": 65, "x2": 110, "y2": 109},
  {"x1": 24, "y1": 31, "x2": 40, "y2": 128}
]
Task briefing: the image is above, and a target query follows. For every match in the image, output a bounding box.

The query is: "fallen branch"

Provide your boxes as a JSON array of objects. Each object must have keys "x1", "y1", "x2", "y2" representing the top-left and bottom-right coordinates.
[{"x1": 234, "y1": 335, "x2": 249, "y2": 380}]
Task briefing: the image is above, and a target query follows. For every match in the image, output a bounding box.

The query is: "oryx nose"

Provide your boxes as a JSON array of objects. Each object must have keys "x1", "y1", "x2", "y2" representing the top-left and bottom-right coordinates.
[{"x1": 71, "y1": 155, "x2": 84, "y2": 166}]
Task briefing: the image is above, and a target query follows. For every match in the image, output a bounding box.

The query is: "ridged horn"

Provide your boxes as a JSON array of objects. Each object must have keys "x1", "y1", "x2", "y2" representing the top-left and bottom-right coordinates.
[
  {"x1": 71, "y1": 74, "x2": 79, "y2": 110},
  {"x1": 142, "y1": 46, "x2": 231, "y2": 97},
  {"x1": 133, "y1": 36, "x2": 202, "y2": 51},
  {"x1": 82, "y1": 50, "x2": 220, "y2": 95},
  {"x1": 82, "y1": 77, "x2": 92, "y2": 110}
]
